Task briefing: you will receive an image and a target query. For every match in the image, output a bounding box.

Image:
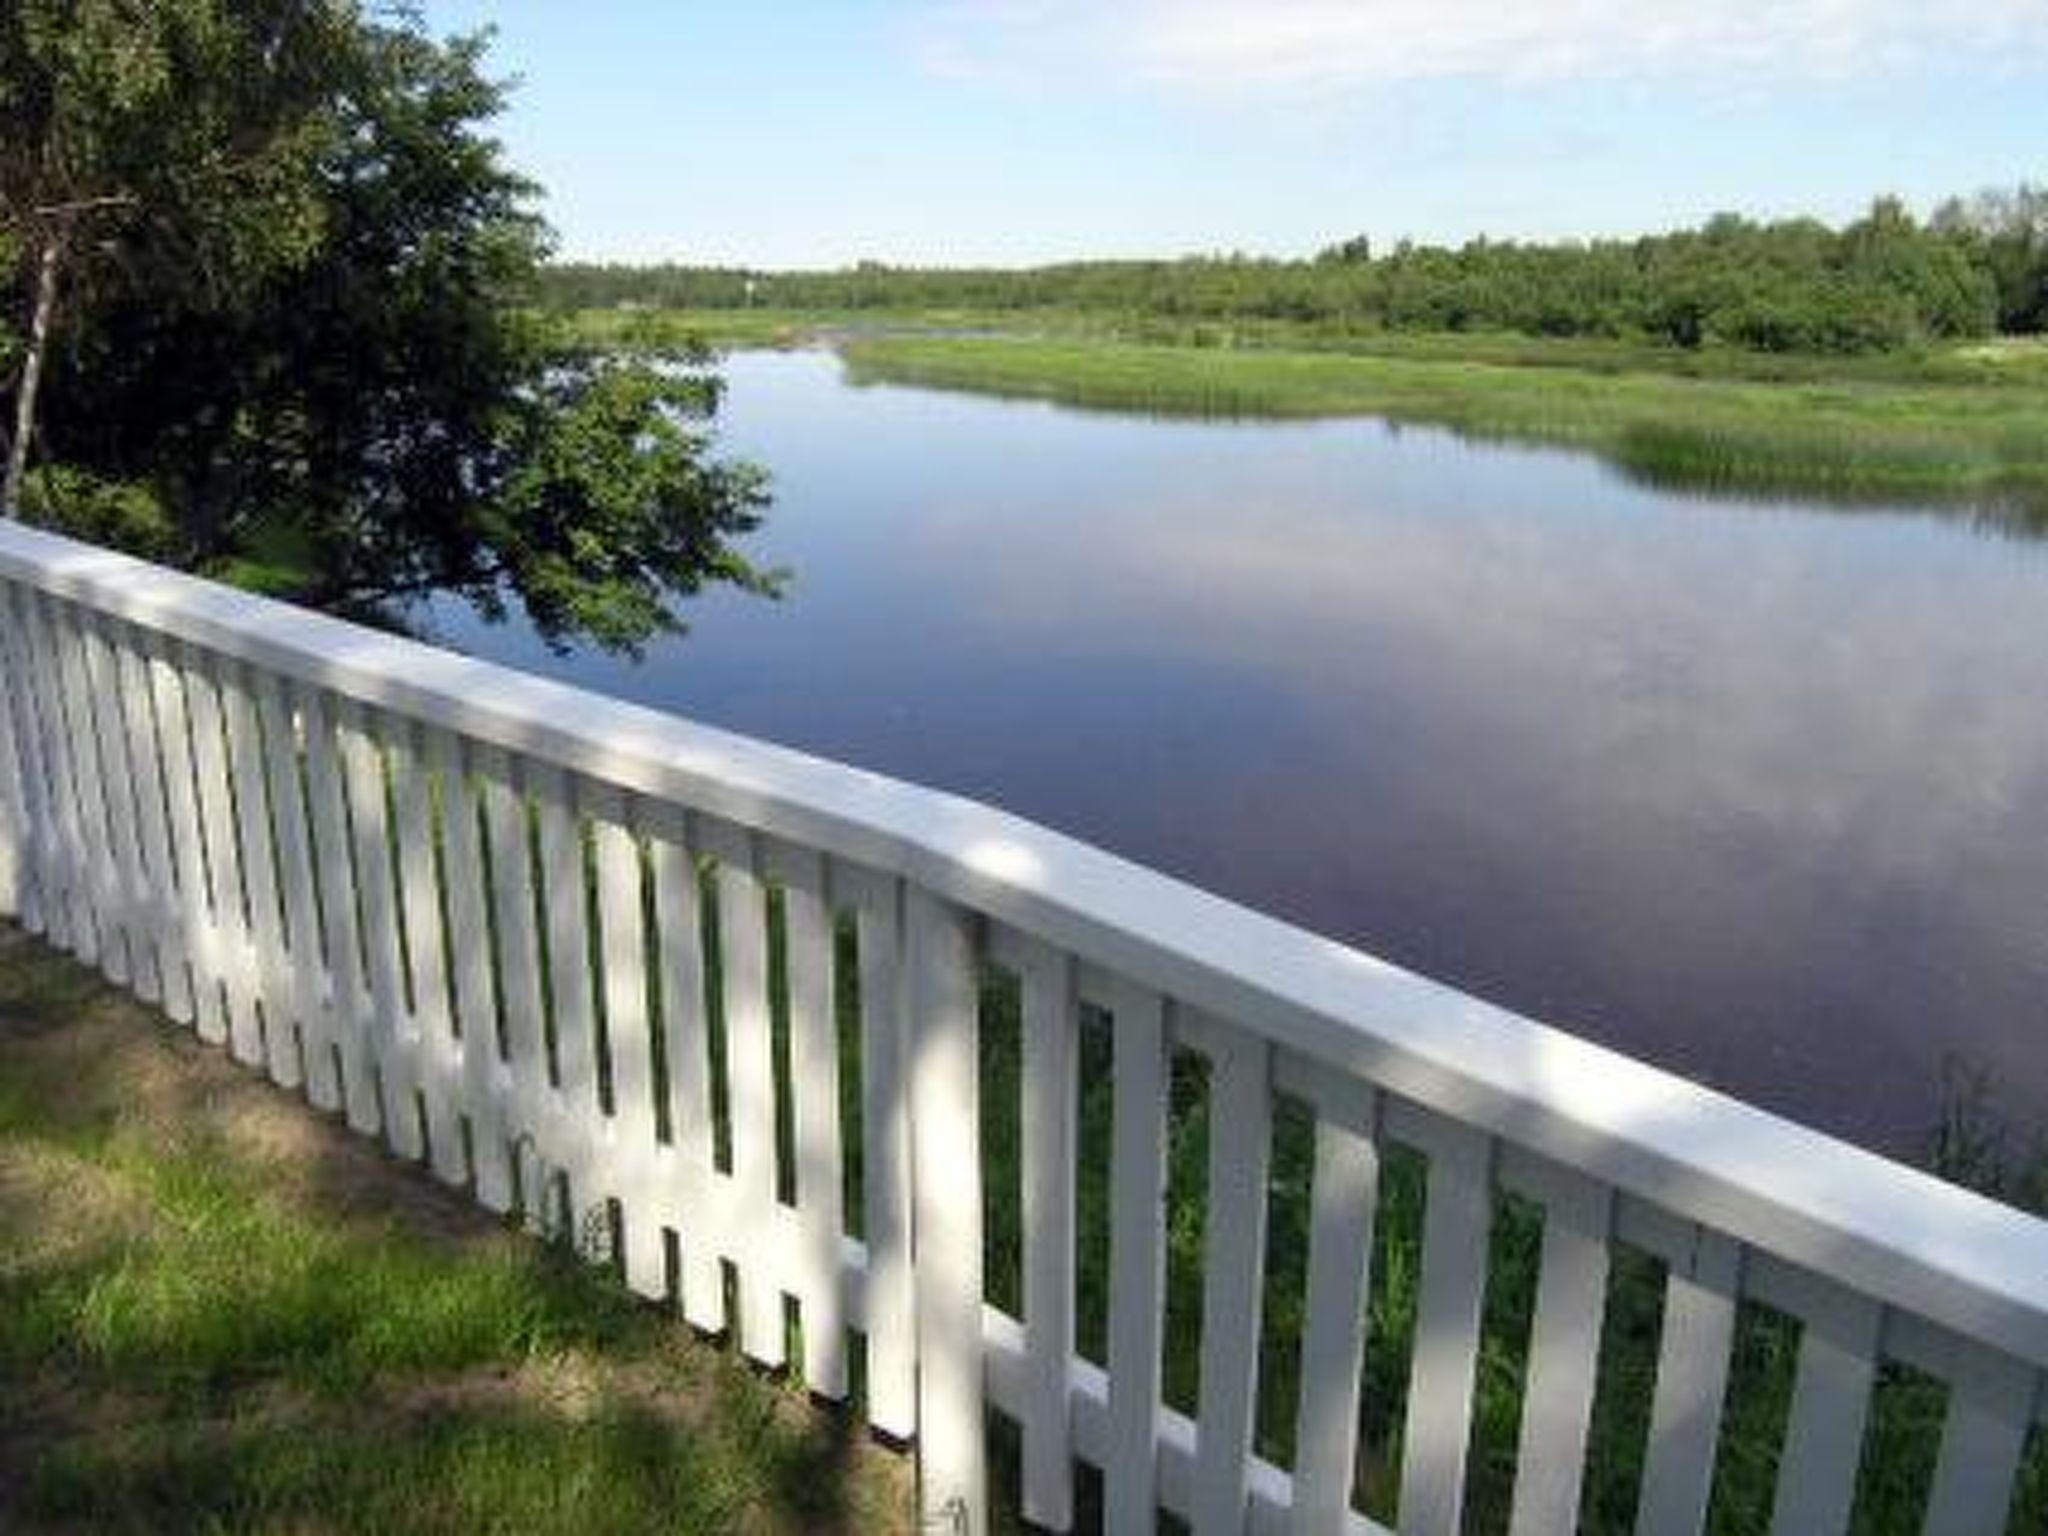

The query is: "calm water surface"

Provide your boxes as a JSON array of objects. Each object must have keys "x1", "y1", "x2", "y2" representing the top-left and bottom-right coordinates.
[{"x1": 435, "y1": 350, "x2": 2048, "y2": 1156}]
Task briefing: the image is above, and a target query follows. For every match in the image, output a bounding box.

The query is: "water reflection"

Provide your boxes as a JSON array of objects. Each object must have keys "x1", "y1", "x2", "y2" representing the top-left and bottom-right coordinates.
[{"x1": 433, "y1": 350, "x2": 2048, "y2": 1155}]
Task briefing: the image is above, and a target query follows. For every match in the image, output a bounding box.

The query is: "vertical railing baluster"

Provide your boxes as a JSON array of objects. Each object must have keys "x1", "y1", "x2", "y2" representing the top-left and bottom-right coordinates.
[
  {"x1": 478, "y1": 745, "x2": 549, "y2": 1214},
  {"x1": 1768, "y1": 1284, "x2": 1882, "y2": 1536},
  {"x1": 36, "y1": 595, "x2": 111, "y2": 973},
  {"x1": 255, "y1": 672, "x2": 328, "y2": 1102},
  {"x1": 845, "y1": 863, "x2": 917, "y2": 1441},
  {"x1": 1508, "y1": 1164, "x2": 1615, "y2": 1536},
  {"x1": 0, "y1": 588, "x2": 54, "y2": 937},
  {"x1": 651, "y1": 807, "x2": 722, "y2": 1332},
  {"x1": 908, "y1": 884, "x2": 986, "y2": 1532},
  {"x1": 21, "y1": 589, "x2": 92, "y2": 955},
  {"x1": 428, "y1": 727, "x2": 512, "y2": 1210},
  {"x1": 1290, "y1": 1074, "x2": 1380, "y2": 1534},
  {"x1": 589, "y1": 780, "x2": 665, "y2": 1297},
  {"x1": 147, "y1": 632, "x2": 224, "y2": 1035},
  {"x1": 1399, "y1": 1114, "x2": 1494, "y2": 1536},
  {"x1": 302, "y1": 682, "x2": 377, "y2": 1132},
  {"x1": 340, "y1": 703, "x2": 420, "y2": 1156},
  {"x1": 1921, "y1": 1342, "x2": 2035, "y2": 1536},
  {"x1": 1105, "y1": 978, "x2": 1169, "y2": 1532},
  {"x1": 532, "y1": 762, "x2": 597, "y2": 1227},
  {"x1": 78, "y1": 612, "x2": 155, "y2": 1001},
  {"x1": 112, "y1": 621, "x2": 189, "y2": 1021},
  {"x1": 184, "y1": 647, "x2": 261, "y2": 1058},
  {"x1": 765, "y1": 837, "x2": 848, "y2": 1398},
  {"x1": 390, "y1": 720, "x2": 463, "y2": 1180},
  {"x1": 1635, "y1": 1227, "x2": 1741, "y2": 1536},
  {"x1": 705, "y1": 815, "x2": 785, "y2": 1367},
  {"x1": 221, "y1": 658, "x2": 295, "y2": 1083},
  {"x1": 997, "y1": 928, "x2": 1079, "y2": 1529},
  {"x1": 1190, "y1": 1020, "x2": 1271, "y2": 1536},
  {"x1": 0, "y1": 597, "x2": 28, "y2": 925}
]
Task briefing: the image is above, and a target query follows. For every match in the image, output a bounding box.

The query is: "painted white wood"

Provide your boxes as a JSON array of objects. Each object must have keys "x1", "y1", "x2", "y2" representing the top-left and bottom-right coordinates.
[
  {"x1": 114, "y1": 622, "x2": 191, "y2": 1021},
  {"x1": 219, "y1": 656, "x2": 296, "y2": 1079},
  {"x1": 994, "y1": 926, "x2": 1080, "y2": 1529},
  {"x1": 1106, "y1": 979, "x2": 1169, "y2": 1533},
  {"x1": 339, "y1": 703, "x2": 420, "y2": 1157},
  {"x1": 76, "y1": 613, "x2": 155, "y2": 1000},
  {"x1": 1508, "y1": 1165, "x2": 1614, "y2": 1536},
  {"x1": 1768, "y1": 1283, "x2": 1882, "y2": 1536},
  {"x1": 650, "y1": 811, "x2": 723, "y2": 1333},
  {"x1": 1291, "y1": 1074, "x2": 1381, "y2": 1535},
  {"x1": 588, "y1": 781, "x2": 666, "y2": 1298},
  {"x1": 1190, "y1": 1020, "x2": 1272, "y2": 1536},
  {"x1": 302, "y1": 683, "x2": 377, "y2": 1132},
  {"x1": 705, "y1": 815, "x2": 785, "y2": 1367},
  {"x1": 478, "y1": 744, "x2": 549, "y2": 1214},
  {"x1": 147, "y1": 631, "x2": 226, "y2": 1036},
  {"x1": 1921, "y1": 1342, "x2": 2035, "y2": 1536},
  {"x1": 17, "y1": 590, "x2": 85, "y2": 954},
  {"x1": 0, "y1": 591, "x2": 46, "y2": 932},
  {"x1": 254, "y1": 670, "x2": 325, "y2": 1099},
  {"x1": 184, "y1": 646, "x2": 265, "y2": 1059},
  {"x1": 907, "y1": 884, "x2": 986, "y2": 1533},
  {"x1": 0, "y1": 634, "x2": 22, "y2": 922},
  {"x1": 0, "y1": 588, "x2": 58, "y2": 938},
  {"x1": 427, "y1": 726, "x2": 512, "y2": 1211},
  {"x1": 389, "y1": 720, "x2": 463, "y2": 1180},
  {"x1": 1399, "y1": 1117, "x2": 1493, "y2": 1536},
  {"x1": 8, "y1": 524, "x2": 2048, "y2": 1377},
  {"x1": 764, "y1": 836, "x2": 848, "y2": 1399},
  {"x1": 843, "y1": 861, "x2": 918, "y2": 1441},
  {"x1": 40, "y1": 596, "x2": 117, "y2": 976},
  {"x1": 1635, "y1": 1227, "x2": 1741, "y2": 1536},
  {"x1": 532, "y1": 761, "x2": 597, "y2": 1228}
]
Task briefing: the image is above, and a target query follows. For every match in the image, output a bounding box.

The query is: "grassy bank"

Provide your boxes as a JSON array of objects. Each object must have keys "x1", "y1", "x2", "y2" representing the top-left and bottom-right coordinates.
[
  {"x1": 0, "y1": 926, "x2": 908, "y2": 1534},
  {"x1": 543, "y1": 301, "x2": 2048, "y2": 517},
  {"x1": 839, "y1": 333, "x2": 2048, "y2": 518}
]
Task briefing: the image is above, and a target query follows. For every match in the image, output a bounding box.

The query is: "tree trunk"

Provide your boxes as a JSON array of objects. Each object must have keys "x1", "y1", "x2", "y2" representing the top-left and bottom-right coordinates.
[{"x1": 3, "y1": 232, "x2": 65, "y2": 518}]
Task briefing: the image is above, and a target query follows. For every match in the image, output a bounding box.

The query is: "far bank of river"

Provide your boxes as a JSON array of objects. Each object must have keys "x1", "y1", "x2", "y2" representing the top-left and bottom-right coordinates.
[{"x1": 549, "y1": 304, "x2": 2048, "y2": 520}]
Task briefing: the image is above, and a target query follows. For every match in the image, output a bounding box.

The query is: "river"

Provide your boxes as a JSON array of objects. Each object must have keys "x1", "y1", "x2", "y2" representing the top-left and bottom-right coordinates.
[{"x1": 432, "y1": 348, "x2": 2048, "y2": 1157}]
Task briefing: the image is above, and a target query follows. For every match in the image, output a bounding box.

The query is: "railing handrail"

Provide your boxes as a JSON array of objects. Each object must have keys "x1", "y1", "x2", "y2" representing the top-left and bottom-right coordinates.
[{"x1": 5, "y1": 513, "x2": 2047, "y2": 1370}]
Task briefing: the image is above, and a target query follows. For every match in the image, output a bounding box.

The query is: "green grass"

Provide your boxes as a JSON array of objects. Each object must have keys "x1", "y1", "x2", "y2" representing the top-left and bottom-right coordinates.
[
  {"x1": 0, "y1": 926, "x2": 907, "y2": 1533},
  {"x1": 837, "y1": 333, "x2": 2048, "y2": 520}
]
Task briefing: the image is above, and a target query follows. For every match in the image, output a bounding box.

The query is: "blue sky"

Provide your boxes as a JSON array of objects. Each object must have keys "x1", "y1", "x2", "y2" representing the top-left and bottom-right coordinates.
[{"x1": 417, "y1": 2, "x2": 2048, "y2": 267}]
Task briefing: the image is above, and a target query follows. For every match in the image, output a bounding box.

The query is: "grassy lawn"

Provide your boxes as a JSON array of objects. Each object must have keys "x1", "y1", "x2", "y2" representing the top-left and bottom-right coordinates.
[{"x1": 0, "y1": 924, "x2": 910, "y2": 1534}]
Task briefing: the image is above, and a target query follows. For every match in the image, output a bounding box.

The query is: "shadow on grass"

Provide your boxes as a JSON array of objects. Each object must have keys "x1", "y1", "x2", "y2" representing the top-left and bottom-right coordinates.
[{"x1": 0, "y1": 924, "x2": 906, "y2": 1534}]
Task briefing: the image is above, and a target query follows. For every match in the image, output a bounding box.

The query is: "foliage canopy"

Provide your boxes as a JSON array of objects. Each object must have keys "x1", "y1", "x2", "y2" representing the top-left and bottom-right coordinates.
[{"x1": 1, "y1": 1, "x2": 773, "y2": 653}]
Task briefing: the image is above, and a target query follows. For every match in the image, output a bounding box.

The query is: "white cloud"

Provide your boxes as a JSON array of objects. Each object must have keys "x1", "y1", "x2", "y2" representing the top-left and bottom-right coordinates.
[{"x1": 913, "y1": 0, "x2": 2048, "y2": 92}]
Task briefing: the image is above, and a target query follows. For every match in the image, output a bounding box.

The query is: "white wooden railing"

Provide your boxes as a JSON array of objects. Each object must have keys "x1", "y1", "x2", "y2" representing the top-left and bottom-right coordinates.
[{"x1": 1, "y1": 517, "x2": 2044, "y2": 1535}]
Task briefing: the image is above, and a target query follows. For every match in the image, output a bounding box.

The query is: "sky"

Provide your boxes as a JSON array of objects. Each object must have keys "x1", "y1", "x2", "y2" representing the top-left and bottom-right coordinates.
[{"x1": 416, "y1": 1, "x2": 2048, "y2": 268}]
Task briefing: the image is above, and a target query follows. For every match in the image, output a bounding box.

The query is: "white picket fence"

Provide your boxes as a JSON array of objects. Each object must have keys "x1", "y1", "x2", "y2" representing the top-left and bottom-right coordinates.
[{"x1": 1, "y1": 516, "x2": 2045, "y2": 1534}]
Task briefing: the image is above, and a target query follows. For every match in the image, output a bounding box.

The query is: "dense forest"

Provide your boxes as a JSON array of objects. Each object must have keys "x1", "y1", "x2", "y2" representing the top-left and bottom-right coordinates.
[{"x1": 544, "y1": 189, "x2": 2048, "y2": 355}]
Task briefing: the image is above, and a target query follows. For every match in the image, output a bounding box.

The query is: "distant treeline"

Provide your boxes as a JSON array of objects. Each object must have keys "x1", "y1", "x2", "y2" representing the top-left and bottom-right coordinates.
[{"x1": 542, "y1": 189, "x2": 2048, "y2": 355}]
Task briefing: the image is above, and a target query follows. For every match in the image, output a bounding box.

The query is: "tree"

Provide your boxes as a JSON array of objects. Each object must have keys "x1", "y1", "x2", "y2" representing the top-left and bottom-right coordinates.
[{"x1": 3, "y1": 2, "x2": 774, "y2": 653}]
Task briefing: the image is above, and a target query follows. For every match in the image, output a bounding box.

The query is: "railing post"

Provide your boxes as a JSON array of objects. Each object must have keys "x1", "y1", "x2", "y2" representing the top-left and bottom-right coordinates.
[
  {"x1": 0, "y1": 651, "x2": 22, "y2": 925},
  {"x1": 907, "y1": 883, "x2": 986, "y2": 1533},
  {"x1": 0, "y1": 616, "x2": 24, "y2": 921},
  {"x1": 0, "y1": 586, "x2": 49, "y2": 936}
]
